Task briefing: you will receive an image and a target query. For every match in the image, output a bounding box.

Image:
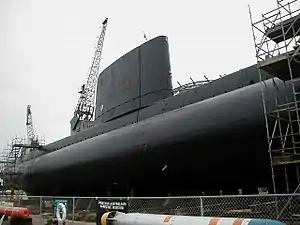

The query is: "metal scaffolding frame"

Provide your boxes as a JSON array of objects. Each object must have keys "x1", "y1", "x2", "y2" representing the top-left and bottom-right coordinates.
[
  {"x1": 0, "y1": 136, "x2": 26, "y2": 195},
  {"x1": 249, "y1": 0, "x2": 300, "y2": 193},
  {"x1": 0, "y1": 134, "x2": 46, "y2": 195}
]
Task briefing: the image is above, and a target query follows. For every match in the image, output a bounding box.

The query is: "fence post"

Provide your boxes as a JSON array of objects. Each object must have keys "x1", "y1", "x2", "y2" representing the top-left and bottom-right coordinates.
[
  {"x1": 72, "y1": 197, "x2": 75, "y2": 225},
  {"x1": 39, "y1": 197, "x2": 42, "y2": 225},
  {"x1": 200, "y1": 197, "x2": 204, "y2": 216}
]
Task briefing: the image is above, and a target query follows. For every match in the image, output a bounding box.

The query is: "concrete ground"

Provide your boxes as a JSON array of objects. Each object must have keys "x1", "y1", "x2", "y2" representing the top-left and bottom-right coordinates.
[{"x1": 31, "y1": 215, "x2": 94, "y2": 225}]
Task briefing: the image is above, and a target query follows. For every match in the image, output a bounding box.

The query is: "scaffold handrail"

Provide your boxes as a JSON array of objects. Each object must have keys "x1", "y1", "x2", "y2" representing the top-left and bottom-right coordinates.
[
  {"x1": 250, "y1": 0, "x2": 300, "y2": 64},
  {"x1": 252, "y1": 0, "x2": 298, "y2": 24}
]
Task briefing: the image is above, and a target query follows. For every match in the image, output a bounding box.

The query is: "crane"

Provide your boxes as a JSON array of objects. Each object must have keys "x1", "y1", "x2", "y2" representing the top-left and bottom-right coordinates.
[
  {"x1": 70, "y1": 17, "x2": 108, "y2": 135},
  {"x1": 11, "y1": 105, "x2": 42, "y2": 159},
  {"x1": 24, "y1": 104, "x2": 40, "y2": 155},
  {"x1": 26, "y1": 105, "x2": 37, "y2": 145}
]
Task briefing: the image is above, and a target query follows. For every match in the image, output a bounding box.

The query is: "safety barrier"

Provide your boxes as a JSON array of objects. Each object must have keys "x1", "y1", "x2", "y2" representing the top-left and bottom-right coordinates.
[
  {"x1": 0, "y1": 206, "x2": 32, "y2": 225},
  {"x1": 0, "y1": 206, "x2": 30, "y2": 219},
  {"x1": 0, "y1": 194, "x2": 299, "y2": 225}
]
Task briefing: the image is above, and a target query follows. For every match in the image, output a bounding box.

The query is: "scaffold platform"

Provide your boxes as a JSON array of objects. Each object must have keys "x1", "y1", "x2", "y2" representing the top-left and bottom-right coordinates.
[
  {"x1": 266, "y1": 13, "x2": 300, "y2": 43},
  {"x1": 259, "y1": 49, "x2": 300, "y2": 81}
]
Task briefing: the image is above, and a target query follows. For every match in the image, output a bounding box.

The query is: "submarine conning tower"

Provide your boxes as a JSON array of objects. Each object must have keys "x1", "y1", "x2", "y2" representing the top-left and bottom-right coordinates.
[{"x1": 95, "y1": 35, "x2": 173, "y2": 124}]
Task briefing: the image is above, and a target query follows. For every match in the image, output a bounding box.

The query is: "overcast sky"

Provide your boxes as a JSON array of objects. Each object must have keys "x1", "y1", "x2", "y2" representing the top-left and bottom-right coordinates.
[{"x1": 0, "y1": 0, "x2": 276, "y2": 151}]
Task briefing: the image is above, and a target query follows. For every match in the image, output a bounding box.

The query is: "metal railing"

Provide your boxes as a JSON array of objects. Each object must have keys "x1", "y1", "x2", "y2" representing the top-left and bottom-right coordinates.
[{"x1": 1, "y1": 194, "x2": 300, "y2": 225}]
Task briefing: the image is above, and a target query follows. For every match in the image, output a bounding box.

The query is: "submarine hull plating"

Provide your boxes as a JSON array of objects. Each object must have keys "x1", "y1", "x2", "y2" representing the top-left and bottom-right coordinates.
[{"x1": 16, "y1": 77, "x2": 298, "y2": 196}]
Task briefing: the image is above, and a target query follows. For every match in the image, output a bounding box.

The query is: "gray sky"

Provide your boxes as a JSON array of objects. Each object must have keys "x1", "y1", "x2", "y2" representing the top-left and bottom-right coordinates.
[{"x1": 0, "y1": 0, "x2": 276, "y2": 149}]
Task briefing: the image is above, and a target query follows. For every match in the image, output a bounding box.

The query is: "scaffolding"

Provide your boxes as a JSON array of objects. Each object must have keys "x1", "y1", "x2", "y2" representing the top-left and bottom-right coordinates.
[
  {"x1": 249, "y1": 0, "x2": 300, "y2": 193},
  {"x1": 0, "y1": 133, "x2": 46, "y2": 198},
  {"x1": 0, "y1": 136, "x2": 26, "y2": 196}
]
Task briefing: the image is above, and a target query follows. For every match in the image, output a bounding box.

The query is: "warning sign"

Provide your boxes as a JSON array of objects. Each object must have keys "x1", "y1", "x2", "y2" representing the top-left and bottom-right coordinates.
[{"x1": 97, "y1": 200, "x2": 128, "y2": 211}]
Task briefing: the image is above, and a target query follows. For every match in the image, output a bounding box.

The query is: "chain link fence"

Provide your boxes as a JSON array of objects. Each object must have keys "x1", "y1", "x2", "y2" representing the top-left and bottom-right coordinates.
[{"x1": 0, "y1": 194, "x2": 299, "y2": 224}]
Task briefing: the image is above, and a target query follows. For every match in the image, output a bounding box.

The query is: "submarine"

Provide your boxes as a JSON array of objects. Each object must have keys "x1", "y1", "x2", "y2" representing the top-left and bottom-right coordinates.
[{"x1": 14, "y1": 35, "x2": 300, "y2": 197}]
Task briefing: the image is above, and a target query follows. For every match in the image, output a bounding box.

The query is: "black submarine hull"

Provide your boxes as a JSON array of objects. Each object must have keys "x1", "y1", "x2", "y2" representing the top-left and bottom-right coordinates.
[
  {"x1": 17, "y1": 77, "x2": 299, "y2": 196},
  {"x1": 15, "y1": 36, "x2": 300, "y2": 196}
]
